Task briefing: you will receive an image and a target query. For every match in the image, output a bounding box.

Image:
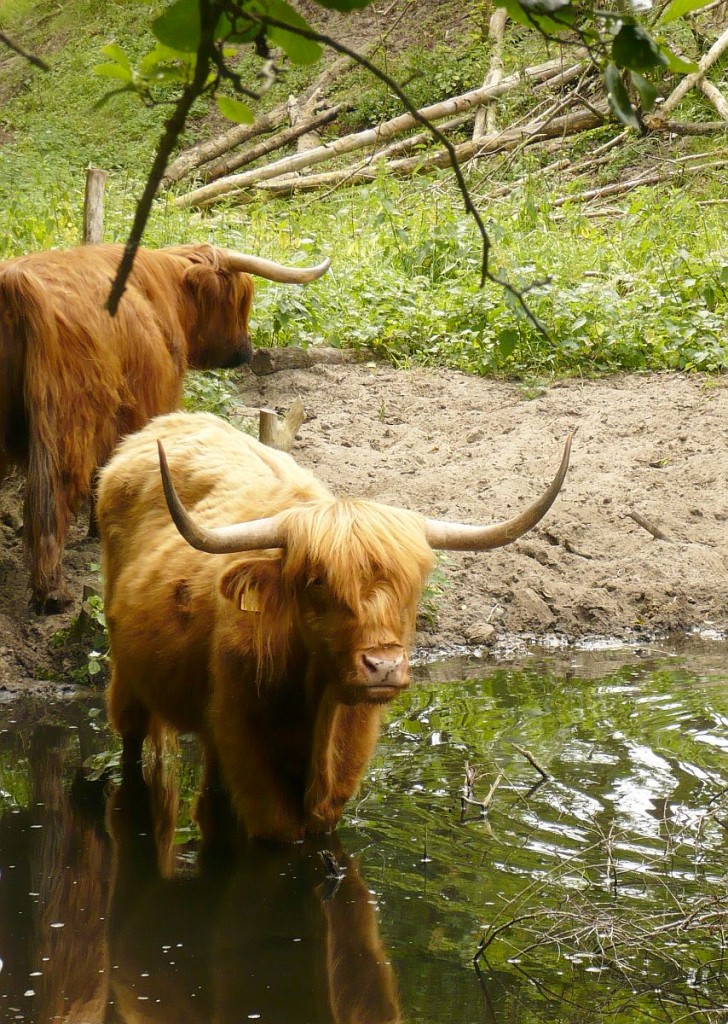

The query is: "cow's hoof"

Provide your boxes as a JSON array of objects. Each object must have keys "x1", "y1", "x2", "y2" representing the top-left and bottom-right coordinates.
[{"x1": 32, "y1": 590, "x2": 73, "y2": 615}]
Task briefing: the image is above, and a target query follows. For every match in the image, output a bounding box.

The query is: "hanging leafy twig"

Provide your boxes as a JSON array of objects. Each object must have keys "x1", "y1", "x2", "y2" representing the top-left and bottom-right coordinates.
[{"x1": 106, "y1": 1, "x2": 229, "y2": 314}]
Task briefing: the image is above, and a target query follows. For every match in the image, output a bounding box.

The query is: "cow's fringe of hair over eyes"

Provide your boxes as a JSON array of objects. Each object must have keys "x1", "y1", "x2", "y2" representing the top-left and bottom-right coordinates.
[
  {"x1": 217, "y1": 499, "x2": 434, "y2": 689},
  {"x1": 281, "y1": 498, "x2": 435, "y2": 612}
]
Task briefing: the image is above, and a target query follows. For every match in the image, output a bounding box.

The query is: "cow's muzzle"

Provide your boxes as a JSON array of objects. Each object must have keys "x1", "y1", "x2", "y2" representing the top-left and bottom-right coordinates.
[{"x1": 357, "y1": 645, "x2": 409, "y2": 702}]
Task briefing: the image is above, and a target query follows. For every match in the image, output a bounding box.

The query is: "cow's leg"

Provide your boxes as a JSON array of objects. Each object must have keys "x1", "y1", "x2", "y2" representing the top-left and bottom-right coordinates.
[
  {"x1": 195, "y1": 746, "x2": 237, "y2": 859},
  {"x1": 29, "y1": 547, "x2": 73, "y2": 614},
  {"x1": 25, "y1": 458, "x2": 73, "y2": 614},
  {"x1": 305, "y1": 701, "x2": 382, "y2": 834},
  {"x1": 213, "y1": 723, "x2": 306, "y2": 843},
  {"x1": 107, "y1": 670, "x2": 151, "y2": 777}
]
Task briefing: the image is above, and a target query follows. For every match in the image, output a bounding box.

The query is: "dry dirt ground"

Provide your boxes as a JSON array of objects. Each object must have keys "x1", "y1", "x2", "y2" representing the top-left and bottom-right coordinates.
[{"x1": 0, "y1": 363, "x2": 726, "y2": 694}]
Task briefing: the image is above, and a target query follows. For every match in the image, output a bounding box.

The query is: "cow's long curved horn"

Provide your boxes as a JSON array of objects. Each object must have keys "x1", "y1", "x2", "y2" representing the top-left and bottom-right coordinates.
[
  {"x1": 424, "y1": 434, "x2": 573, "y2": 551},
  {"x1": 158, "y1": 442, "x2": 286, "y2": 554},
  {"x1": 218, "y1": 251, "x2": 331, "y2": 283}
]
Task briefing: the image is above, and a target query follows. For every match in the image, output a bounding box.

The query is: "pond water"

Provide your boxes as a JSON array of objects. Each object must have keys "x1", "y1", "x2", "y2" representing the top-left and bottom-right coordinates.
[{"x1": 1, "y1": 641, "x2": 727, "y2": 1024}]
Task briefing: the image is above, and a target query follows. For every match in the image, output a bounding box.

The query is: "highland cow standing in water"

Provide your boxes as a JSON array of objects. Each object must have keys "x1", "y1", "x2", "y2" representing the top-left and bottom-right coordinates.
[{"x1": 98, "y1": 411, "x2": 571, "y2": 843}]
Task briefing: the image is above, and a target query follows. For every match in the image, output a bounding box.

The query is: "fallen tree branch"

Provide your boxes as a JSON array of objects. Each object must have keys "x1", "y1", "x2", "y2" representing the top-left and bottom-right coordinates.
[
  {"x1": 228, "y1": 107, "x2": 604, "y2": 200},
  {"x1": 513, "y1": 743, "x2": 551, "y2": 781},
  {"x1": 649, "y1": 25, "x2": 728, "y2": 120},
  {"x1": 552, "y1": 154, "x2": 728, "y2": 206},
  {"x1": 176, "y1": 57, "x2": 586, "y2": 207},
  {"x1": 699, "y1": 79, "x2": 728, "y2": 121},
  {"x1": 626, "y1": 510, "x2": 671, "y2": 542}
]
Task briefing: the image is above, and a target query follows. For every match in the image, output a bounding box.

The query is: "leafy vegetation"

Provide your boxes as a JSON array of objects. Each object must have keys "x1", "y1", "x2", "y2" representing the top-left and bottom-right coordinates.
[{"x1": 1, "y1": 0, "x2": 726, "y2": 380}]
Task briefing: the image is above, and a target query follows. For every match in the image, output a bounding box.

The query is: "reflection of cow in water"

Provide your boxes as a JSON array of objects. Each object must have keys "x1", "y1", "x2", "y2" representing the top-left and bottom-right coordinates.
[
  {"x1": 98, "y1": 412, "x2": 571, "y2": 842},
  {"x1": 0, "y1": 243, "x2": 329, "y2": 611},
  {"x1": 106, "y1": 767, "x2": 402, "y2": 1024},
  {"x1": 0, "y1": 724, "x2": 111, "y2": 1023}
]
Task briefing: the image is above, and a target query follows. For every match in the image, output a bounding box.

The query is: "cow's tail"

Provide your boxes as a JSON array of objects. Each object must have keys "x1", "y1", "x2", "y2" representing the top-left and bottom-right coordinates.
[{"x1": 0, "y1": 262, "x2": 69, "y2": 603}]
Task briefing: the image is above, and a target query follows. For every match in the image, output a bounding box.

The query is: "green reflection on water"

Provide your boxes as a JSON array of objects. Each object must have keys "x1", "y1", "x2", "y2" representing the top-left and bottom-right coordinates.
[
  {"x1": 0, "y1": 647, "x2": 727, "y2": 1023},
  {"x1": 338, "y1": 654, "x2": 728, "y2": 1023}
]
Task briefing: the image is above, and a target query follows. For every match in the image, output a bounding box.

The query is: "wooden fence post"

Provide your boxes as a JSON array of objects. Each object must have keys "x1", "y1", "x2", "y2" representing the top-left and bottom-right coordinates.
[{"x1": 83, "y1": 166, "x2": 108, "y2": 244}]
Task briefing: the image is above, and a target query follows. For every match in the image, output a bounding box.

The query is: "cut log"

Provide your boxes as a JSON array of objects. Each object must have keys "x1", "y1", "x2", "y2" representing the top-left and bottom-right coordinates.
[
  {"x1": 176, "y1": 56, "x2": 586, "y2": 208},
  {"x1": 198, "y1": 105, "x2": 345, "y2": 181},
  {"x1": 164, "y1": 52, "x2": 356, "y2": 184},
  {"x1": 249, "y1": 345, "x2": 378, "y2": 376}
]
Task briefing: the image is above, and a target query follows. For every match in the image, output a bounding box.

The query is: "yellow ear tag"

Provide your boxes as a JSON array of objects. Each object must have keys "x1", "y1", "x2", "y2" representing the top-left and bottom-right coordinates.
[{"x1": 240, "y1": 589, "x2": 260, "y2": 613}]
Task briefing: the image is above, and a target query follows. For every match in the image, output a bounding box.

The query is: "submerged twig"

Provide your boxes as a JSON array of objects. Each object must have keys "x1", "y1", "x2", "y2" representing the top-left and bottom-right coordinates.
[{"x1": 512, "y1": 743, "x2": 551, "y2": 781}]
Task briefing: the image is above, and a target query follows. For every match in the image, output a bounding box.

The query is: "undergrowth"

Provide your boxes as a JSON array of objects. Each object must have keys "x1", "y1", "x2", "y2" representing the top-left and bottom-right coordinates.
[{"x1": 1, "y1": 0, "x2": 726, "y2": 379}]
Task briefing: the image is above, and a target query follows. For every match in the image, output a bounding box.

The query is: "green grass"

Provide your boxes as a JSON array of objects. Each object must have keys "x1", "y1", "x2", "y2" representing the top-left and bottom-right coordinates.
[{"x1": 1, "y1": 1, "x2": 726, "y2": 378}]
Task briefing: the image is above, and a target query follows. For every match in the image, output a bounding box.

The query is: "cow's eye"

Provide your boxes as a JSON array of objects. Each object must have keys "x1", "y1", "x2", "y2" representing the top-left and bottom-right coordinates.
[{"x1": 307, "y1": 576, "x2": 325, "y2": 589}]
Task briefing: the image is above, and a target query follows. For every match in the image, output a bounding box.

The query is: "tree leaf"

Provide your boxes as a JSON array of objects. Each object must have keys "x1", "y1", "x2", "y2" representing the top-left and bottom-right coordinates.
[
  {"x1": 94, "y1": 62, "x2": 133, "y2": 83},
  {"x1": 139, "y1": 43, "x2": 190, "y2": 75},
  {"x1": 494, "y1": 0, "x2": 575, "y2": 31},
  {"x1": 152, "y1": 0, "x2": 200, "y2": 53},
  {"x1": 260, "y1": 0, "x2": 322, "y2": 65},
  {"x1": 659, "y1": 0, "x2": 710, "y2": 24},
  {"x1": 658, "y1": 44, "x2": 699, "y2": 74},
  {"x1": 99, "y1": 43, "x2": 131, "y2": 71},
  {"x1": 629, "y1": 70, "x2": 658, "y2": 112},
  {"x1": 612, "y1": 23, "x2": 666, "y2": 70},
  {"x1": 604, "y1": 62, "x2": 641, "y2": 128},
  {"x1": 216, "y1": 95, "x2": 255, "y2": 123}
]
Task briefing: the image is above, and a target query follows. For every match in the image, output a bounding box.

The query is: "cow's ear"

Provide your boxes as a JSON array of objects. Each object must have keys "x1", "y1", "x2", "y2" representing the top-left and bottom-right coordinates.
[{"x1": 220, "y1": 557, "x2": 282, "y2": 611}]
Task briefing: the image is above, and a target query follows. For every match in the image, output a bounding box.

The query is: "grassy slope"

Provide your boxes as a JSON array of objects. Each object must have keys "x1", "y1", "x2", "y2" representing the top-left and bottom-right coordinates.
[{"x1": 0, "y1": 0, "x2": 726, "y2": 376}]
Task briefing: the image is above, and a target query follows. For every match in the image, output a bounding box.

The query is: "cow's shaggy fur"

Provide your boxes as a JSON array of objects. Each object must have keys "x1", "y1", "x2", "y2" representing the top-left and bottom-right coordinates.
[
  {"x1": 98, "y1": 412, "x2": 435, "y2": 843},
  {"x1": 0, "y1": 244, "x2": 255, "y2": 610}
]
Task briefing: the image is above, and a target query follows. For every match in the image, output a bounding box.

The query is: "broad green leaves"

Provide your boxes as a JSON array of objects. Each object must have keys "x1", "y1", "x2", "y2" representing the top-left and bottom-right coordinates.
[
  {"x1": 216, "y1": 95, "x2": 254, "y2": 122},
  {"x1": 612, "y1": 23, "x2": 666, "y2": 72},
  {"x1": 496, "y1": 0, "x2": 576, "y2": 34},
  {"x1": 495, "y1": 0, "x2": 700, "y2": 128},
  {"x1": 153, "y1": 0, "x2": 201, "y2": 52},
  {"x1": 605, "y1": 62, "x2": 641, "y2": 128},
  {"x1": 94, "y1": 0, "x2": 373, "y2": 119},
  {"x1": 659, "y1": 0, "x2": 710, "y2": 24}
]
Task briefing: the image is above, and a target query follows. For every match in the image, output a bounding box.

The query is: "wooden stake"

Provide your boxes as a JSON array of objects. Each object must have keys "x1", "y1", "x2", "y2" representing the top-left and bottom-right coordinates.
[
  {"x1": 258, "y1": 399, "x2": 305, "y2": 452},
  {"x1": 473, "y1": 7, "x2": 508, "y2": 141},
  {"x1": 83, "y1": 166, "x2": 108, "y2": 245}
]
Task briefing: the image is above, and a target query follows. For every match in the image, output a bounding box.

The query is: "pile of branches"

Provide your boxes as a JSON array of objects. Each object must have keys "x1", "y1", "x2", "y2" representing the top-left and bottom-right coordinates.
[
  {"x1": 468, "y1": 776, "x2": 728, "y2": 1019},
  {"x1": 166, "y1": 17, "x2": 728, "y2": 211}
]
